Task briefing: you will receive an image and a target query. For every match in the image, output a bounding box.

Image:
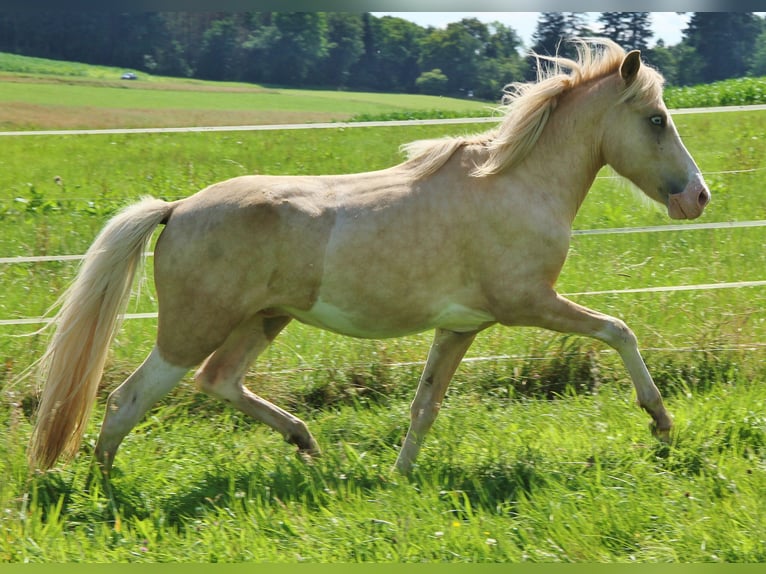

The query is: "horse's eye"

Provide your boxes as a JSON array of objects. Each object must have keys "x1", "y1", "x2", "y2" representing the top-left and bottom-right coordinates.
[{"x1": 650, "y1": 115, "x2": 666, "y2": 127}]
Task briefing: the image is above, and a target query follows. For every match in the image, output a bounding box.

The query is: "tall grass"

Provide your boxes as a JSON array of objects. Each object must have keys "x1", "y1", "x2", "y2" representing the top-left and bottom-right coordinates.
[{"x1": 1, "y1": 376, "x2": 763, "y2": 562}]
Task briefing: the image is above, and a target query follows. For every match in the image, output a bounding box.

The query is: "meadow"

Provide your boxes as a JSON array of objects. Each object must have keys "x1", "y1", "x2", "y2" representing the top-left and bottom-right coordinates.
[
  {"x1": 0, "y1": 52, "x2": 488, "y2": 131},
  {"x1": 0, "y1": 57, "x2": 765, "y2": 563}
]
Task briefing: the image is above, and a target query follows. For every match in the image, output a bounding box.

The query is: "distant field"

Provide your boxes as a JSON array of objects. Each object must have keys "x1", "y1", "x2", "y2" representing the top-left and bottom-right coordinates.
[
  {"x1": 0, "y1": 52, "x2": 489, "y2": 130},
  {"x1": 0, "y1": 53, "x2": 764, "y2": 562}
]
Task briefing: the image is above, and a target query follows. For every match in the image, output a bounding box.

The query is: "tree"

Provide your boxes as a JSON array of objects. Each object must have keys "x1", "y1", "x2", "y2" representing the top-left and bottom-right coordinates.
[
  {"x1": 162, "y1": 13, "x2": 220, "y2": 77},
  {"x1": 672, "y1": 43, "x2": 705, "y2": 86},
  {"x1": 359, "y1": 16, "x2": 427, "y2": 92},
  {"x1": 598, "y1": 12, "x2": 653, "y2": 51},
  {"x1": 526, "y1": 11, "x2": 592, "y2": 83},
  {"x1": 239, "y1": 16, "x2": 281, "y2": 84},
  {"x1": 645, "y1": 40, "x2": 678, "y2": 84},
  {"x1": 683, "y1": 12, "x2": 761, "y2": 82},
  {"x1": 527, "y1": 12, "x2": 590, "y2": 80},
  {"x1": 484, "y1": 21, "x2": 524, "y2": 60},
  {"x1": 321, "y1": 13, "x2": 364, "y2": 87},
  {"x1": 476, "y1": 22, "x2": 528, "y2": 100},
  {"x1": 196, "y1": 17, "x2": 241, "y2": 81},
  {"x1": 416, "y1": 68, "x2": 448, "y2": 95},
  {"x1": 346, "y1": 13, "x2": 381, "y2": 90},
  {"x1": 419, "y1": 18, "x2": 487, "y2": 96},
  {"x1": 747, "y1": 17, "x2": 766, "y2": 76},
  {"x1": 259, "y1": 12, "x2": 329, "y2": 85},
  {"x1": 530, "y1": 12, "x2": 570, "y2": 57}
]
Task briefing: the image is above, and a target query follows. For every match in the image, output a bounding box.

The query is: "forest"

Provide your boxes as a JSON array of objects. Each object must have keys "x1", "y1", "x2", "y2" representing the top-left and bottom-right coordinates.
[{"x1": 1, "y1": 12, "x2": 765, "y2": 99}]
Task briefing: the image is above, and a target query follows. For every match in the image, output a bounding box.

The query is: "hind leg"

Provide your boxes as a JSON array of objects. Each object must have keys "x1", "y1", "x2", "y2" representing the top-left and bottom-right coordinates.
[
  {"x1": 194, "y1": 314, "x2": 320, "y2": 457},
  {"x1": 95, "y1": 346, "x2": 188, "y2": 475}
]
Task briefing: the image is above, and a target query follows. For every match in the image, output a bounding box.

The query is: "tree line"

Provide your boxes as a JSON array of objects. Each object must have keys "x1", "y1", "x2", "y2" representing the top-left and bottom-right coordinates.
[{"x1": 1, "y1": 12, "x2": 765, "y2": 98}]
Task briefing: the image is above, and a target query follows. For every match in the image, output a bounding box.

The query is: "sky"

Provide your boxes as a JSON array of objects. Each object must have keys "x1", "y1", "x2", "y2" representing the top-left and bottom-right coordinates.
[{"x1": 370, "y1": 12, "x2": 692, "y2": 48}]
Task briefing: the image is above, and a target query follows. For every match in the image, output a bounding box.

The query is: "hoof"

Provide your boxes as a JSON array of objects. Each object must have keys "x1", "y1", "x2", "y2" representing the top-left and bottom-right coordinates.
[
  {"x1": 285, "y1": 430, "x2": 321, "y2": 458},
  {"x1": 296, "y1": 448, "x2": 320, "y2": 465},
  {"x1": 650, "y1": 421, "x2": 672, "y2": 443},
  {"x1": 295, "y1": 438, "x2": 321, "y2": 462}
]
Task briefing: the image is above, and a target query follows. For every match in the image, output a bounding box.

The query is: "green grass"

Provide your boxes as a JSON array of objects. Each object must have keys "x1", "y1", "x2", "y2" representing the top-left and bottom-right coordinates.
[
  {"x1": 0, "y1": 80, "x2": 489, "y2": 115},
  {"x1": 0, "y1": 63, "x2": 764, "y2": 562},
  {"x1": 0, "y1": 51, "x2": 145, "y2": 79},
  {"x1": 1, "y1": 378, "x2": 763, "y2": 562},
  {"x1": 0, "y1": 51, "x2": 489, "y2": 131}
]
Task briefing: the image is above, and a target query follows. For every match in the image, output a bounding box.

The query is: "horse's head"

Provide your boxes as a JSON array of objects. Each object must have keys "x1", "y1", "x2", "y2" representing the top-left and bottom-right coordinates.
[{"x1": 601, "y1": 50, "x2": 711, "y2": 220}]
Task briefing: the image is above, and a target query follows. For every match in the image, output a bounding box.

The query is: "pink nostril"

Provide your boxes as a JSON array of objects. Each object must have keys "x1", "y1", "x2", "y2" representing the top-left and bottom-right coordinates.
[{"x1": 698, "y1": 189, "x2": 710, "y2": 207}]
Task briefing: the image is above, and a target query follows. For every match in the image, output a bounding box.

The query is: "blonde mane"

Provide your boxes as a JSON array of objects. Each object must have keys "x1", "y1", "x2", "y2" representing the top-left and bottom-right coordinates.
[{"x1": 401, "y1": 38, "x2": 664, "y2": 179}]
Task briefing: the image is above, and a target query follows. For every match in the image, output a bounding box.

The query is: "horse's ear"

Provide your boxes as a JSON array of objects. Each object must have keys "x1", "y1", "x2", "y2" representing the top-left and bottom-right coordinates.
[{"x1": 620, "y1": 50, "x2": 642, "y2": 83}]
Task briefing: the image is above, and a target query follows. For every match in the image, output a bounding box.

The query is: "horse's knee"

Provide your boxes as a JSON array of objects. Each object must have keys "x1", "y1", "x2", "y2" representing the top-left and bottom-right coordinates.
[
  {"x1": 100, "y1": 388, "x2": 137, "y2": 433},
  {"x1": 596, "y1": 318, "x2": 637, "y2": 350}
]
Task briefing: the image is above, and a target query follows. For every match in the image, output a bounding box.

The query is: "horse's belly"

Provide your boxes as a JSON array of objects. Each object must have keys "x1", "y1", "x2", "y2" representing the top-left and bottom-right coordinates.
[
  {"x1": 283, "y1": 298, "x2": 495, "y2": 339},
  {"x1": 432, "y1": 302, "x2": 496, "y2": 333}
]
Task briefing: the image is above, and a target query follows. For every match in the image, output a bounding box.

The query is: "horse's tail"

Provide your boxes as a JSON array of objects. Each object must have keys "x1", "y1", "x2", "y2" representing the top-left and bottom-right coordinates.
[{"x1": 29, "y1": 197, "x2": 174, "y2": 470}]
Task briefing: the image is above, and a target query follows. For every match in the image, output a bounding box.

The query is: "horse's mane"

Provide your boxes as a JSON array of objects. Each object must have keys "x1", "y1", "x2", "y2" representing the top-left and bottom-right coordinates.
[{"x1": 400, "y1": 38, "x2": 664, "y2": 179}]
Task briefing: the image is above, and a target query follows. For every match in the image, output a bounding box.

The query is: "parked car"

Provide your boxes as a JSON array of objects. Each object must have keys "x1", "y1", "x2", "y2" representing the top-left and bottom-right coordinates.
[{"x1": 121, "y1": 72, "x2": 137, "y2": 80}]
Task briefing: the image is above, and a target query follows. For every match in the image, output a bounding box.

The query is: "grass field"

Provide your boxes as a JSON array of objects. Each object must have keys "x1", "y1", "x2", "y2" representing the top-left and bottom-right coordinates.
[
  {"x1": 0, "y1": 52, "x2": 489, "y2": 131},
  {"x1": 0, "y1": 58, "x2": 764, "y2": 563}
]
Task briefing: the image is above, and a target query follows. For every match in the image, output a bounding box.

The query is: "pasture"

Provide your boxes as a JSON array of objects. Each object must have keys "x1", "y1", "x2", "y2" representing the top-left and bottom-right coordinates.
[
  {"x1": 0, "y1": 52, "x2": 488, "y2": 131},
  {"x1": 0, "y1": 69, "x2": 765, "y2": 561}
]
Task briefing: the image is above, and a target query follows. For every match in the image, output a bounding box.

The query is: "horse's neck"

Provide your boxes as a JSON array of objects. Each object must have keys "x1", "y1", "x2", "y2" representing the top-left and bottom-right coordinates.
[{"x1": 514, "y1": 86, "x2": 609, "y2": 222}]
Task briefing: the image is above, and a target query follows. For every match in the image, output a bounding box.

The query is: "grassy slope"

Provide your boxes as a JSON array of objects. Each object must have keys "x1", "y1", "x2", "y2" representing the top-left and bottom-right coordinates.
[
  {"x1": 0, "y1": 55, "x2": 764, "y2": 562},
  {"x1": 0, "y1": 52, "x2": 489, "y2": 131}
]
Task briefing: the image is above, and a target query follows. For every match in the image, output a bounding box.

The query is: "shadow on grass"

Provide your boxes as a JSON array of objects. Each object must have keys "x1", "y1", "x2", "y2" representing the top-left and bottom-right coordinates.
[
  {"x1": 424, "y1": 447, "x2": 549, "y2": 518},
  {"x1": 29, "y1": 444, "x2": 548, "y2": 530},
  {"x1": 97, "y1": 450, "x2": 398, "y2": 528}
]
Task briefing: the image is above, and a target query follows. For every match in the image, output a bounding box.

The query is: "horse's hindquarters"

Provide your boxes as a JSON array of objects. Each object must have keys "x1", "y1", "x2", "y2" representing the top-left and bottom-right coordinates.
[{"x1": 151, "y1": 182, "x2": 334, "y2": 366}]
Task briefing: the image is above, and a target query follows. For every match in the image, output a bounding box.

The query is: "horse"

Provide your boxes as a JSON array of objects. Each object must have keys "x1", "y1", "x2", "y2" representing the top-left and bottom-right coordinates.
[{"x1": 29, "y1": 39, "x2": 711, "y2": 478}]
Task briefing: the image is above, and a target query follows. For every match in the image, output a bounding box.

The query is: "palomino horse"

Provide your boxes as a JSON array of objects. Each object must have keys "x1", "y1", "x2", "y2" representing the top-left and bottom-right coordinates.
[{"x1": 29, "y1": 39, "x2": 710, "y2": 477}]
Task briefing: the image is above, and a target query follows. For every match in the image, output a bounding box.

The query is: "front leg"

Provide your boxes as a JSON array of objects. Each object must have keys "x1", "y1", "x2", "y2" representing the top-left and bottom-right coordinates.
[
  {"x1": 512, "y1": 290, "x2": 672, "y2": 438},
  {"x1": 395, "y1": 328, "x2": 478, "y2": 474}
]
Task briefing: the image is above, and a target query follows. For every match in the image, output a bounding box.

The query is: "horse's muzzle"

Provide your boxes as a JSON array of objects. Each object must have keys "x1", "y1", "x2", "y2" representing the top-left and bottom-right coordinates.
[{"x1": 667, "y1": 174, "x2": 710, "y2": 220}]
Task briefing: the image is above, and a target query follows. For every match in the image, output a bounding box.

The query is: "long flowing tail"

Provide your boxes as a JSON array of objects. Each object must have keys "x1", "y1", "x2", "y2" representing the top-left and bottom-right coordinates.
[{"x1": 29, "y1": 197, "x2": 174, "y2": 470}]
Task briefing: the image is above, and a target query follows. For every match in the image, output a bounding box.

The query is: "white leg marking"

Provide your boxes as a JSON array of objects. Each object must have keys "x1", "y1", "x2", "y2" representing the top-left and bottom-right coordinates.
[{"x1": 96, "y1": 346, "x2": 188, "y2": 473}]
